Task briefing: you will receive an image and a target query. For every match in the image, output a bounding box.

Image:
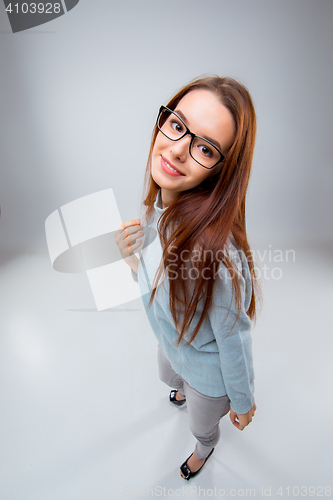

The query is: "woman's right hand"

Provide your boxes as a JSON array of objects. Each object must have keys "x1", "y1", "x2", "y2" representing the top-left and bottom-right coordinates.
[
  {"x1": 114, "y1": 219, "x2": 144, "y2": 261},
  {"x1": 229, "y1": 403, "x2": 257, "y2": 431}
]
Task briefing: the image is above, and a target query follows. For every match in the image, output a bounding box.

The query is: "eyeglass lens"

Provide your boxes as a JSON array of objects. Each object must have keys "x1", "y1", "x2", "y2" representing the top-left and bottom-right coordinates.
[{"x1": 157, "y1": 108, "x2": 221, "y2": 168}]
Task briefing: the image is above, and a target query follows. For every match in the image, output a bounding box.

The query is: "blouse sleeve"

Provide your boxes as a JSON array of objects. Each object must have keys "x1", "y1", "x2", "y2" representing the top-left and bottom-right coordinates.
[{"x1": 208, "y1": 247, "x2": 255, "y2": 415}]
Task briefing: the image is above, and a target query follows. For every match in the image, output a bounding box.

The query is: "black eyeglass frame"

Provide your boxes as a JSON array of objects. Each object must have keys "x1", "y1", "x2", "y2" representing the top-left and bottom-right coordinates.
[{"x1": 156, "y1": 105, "x2": 226, "y2": 169}]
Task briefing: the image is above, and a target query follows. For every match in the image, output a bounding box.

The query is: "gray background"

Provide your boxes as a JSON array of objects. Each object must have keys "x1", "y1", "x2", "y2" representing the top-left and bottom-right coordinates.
[
  {"x1": 0, "y1": 0, "x2": 332, "y2": 253},
  {"x1": 1, "y1": 2, "x2": 333, "y2": 500}
]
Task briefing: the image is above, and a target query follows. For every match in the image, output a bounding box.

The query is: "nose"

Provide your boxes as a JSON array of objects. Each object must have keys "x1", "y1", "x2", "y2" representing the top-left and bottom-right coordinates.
[{"x1": 169, "y1": 134, "x2": 191, "y2": 162}]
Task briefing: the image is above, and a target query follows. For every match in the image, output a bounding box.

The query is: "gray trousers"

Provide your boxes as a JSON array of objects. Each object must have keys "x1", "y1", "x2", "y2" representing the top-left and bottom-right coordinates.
[{"x1": 157, "y1": 344, "x2": 230, "y2": 460}]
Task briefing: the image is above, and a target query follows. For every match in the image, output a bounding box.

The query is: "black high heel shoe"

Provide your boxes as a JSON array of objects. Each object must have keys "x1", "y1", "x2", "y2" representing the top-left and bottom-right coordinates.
[
  {"x1": 169, "y1": 390, "x2": 186, "y2": 407},
  {"x1": 180, "y1": 448, "x2": 214, "y2": 480}
]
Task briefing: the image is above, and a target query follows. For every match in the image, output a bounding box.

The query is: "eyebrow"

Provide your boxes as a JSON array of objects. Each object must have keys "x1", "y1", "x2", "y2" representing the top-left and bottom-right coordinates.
[{"x1": 174, "y1": 108, "x2": 223, "y2": 152}]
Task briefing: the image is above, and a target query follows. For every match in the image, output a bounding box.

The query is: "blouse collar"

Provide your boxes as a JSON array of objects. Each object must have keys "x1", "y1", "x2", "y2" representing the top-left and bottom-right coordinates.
[{"x1": 154, "y1": 190, "x2": 167, "y2": 216}]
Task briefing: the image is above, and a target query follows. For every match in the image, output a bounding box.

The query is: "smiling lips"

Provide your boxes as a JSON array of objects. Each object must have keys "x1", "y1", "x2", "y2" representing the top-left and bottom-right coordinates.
[{"x1": 161, "y1": 156, "x2": 185, "y2": 177}]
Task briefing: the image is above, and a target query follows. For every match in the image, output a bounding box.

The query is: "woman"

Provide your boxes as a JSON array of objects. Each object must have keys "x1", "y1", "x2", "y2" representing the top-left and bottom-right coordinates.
[{"x1": 115, "y1": 76, "x2": 258, "y2": 480}]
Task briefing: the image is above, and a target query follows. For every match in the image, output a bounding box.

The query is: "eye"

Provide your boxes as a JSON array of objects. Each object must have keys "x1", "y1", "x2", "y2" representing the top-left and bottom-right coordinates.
[
  {"x1": 198, "y1": 144, "x2": 213, "y2": 157},
  {"x1": 170, "y1": 119, "x2": 184, "y2": 134}
]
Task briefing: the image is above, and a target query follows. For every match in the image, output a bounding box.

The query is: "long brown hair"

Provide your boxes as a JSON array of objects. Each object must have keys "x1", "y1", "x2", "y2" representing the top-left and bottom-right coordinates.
[{"x1": 142, "y1": 76, "x2": 259, "y2": 346}]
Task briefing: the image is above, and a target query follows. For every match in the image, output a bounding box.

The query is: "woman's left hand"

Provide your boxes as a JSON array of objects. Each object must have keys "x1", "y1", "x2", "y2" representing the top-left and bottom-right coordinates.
[{"x1": 229, "y1": 403, "x2": 257, "y2": 431}]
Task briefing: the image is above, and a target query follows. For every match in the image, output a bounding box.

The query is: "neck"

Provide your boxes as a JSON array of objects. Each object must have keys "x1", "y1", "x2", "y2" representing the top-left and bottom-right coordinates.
[{"x1": 160, "y1": 189, "x2": 177, "y2": 209}]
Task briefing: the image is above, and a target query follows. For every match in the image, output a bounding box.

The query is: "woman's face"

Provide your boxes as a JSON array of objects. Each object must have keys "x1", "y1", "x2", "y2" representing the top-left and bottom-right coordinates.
[{"x1": 151, "y1": 89, "x2": 236, "y2": 208}]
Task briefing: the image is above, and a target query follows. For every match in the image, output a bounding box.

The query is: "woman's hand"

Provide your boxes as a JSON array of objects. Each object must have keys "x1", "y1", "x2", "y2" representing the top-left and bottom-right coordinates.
[
  {"x1": 114, "y1": 220, "x2": 143, "y2": 274},
  {"x1": 229, "y1": 403, "x2": 257, "y2": 431}
]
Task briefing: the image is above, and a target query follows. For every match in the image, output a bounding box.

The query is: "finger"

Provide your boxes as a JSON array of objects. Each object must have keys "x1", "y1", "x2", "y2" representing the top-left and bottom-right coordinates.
[
  {"x1": 239, "y1": 415, "x2": 251, "y2": 430},
  {"x1": 245, "y1": 414, "x2": 252, "y2": 424},
  {"x1": 230, "y1": 411, "x2": 238, "y2": 426},
  {"x1": 232, "y1": 419, "x2": 244, "y2": 431},
  {"x1": 120, "y1": 232, "x2": 144, "y2": 254},
  {"x1": 236, "y1": 416, "x2": 246, "y2": 430},
  {"x1": 116, "y1": 220, "x2": 141, "y2": 235},
  {"x1": 121, "y1": 231, "x2": 144, "y2": 246},
  {"x1": 122, "y1": 219, "x2": 141, "y2": 230},
  {"x1": 124, "y1": 227, "x2": 132, "y2": 254},
  {"x1": 118, "y1": 226, "x2": 143, "y2": 244},
  {"x1": 229, "y1": 410, "x2": 235, "y2": 422},
  {"x1": 128, "y1": 239, "x2": 143, "y2": 252},
  {"x1": 116, "y1": 226, "x2": 143, "y2": 247},
  {"x1": 123, "y1": 225, "x2": 143, "y2": 238}
]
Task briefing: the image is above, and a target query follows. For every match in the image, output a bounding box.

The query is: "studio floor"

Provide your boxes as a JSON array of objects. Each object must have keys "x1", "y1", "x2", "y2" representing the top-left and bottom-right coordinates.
[{"x1": 0, "y1": 243, "x2": 332, "y2": 500}]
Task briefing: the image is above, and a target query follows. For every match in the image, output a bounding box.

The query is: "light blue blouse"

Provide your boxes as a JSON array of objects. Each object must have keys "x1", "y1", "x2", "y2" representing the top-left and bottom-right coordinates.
[{"x1": 132, "y1": 190, "x2": 255, "y2": 414}]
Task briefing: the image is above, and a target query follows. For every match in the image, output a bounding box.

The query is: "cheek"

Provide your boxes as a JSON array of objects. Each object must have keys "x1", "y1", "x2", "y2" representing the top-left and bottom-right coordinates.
[
  {"x1": 153, "y1": 133, "x2": 171, "y2": 154},
  {"x1": 191, "y1": 166, "x2": 211, "y2": 184},
  {"x1": 153, "y1": 135, "x2": 161, "y2": 152}
]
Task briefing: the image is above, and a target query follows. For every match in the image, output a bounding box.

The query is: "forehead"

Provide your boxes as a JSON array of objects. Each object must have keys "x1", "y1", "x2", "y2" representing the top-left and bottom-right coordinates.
[{"x1": 175, "y1": 89, "x2": 234, "y2": 140}]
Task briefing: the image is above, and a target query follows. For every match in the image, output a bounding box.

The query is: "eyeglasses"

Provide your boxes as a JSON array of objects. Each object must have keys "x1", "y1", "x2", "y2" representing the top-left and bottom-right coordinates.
[{"x1": 156, "y1": 105, "x2": 226, "y2": 169}]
